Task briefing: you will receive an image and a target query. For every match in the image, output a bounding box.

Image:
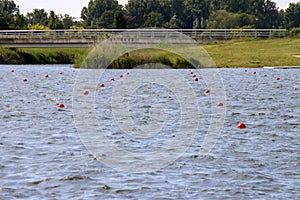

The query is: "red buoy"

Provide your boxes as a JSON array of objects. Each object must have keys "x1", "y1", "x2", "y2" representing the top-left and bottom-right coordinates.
[
  {"x1": 237, "y1": 123, "x2": 246, "y2": 129},
  {"x1": 59, "y1": 72, "x2": 63, "y2": 75},
  {"x1": 11, "y1": 69, "x2": 14, "y2": 72},
  {"x1": 120, "y1": 74, "x2": 123, "y2": 78},
  {"x1": 193, "y1": 74, "x2": 197, "y2": 78},
  {"x1": 23, "y1": 78, "x2": 28, "y2": 82},
  {"x1": 264, "y1": 74, "x2": 268, "y2": 77},
  {"x1": 45, "y1": 74, "x2": 49, "y2": 78},
  {"x1": 217, "y1": 102, "x2": 224, "y2": 106},
  {"x1": 83, "y1": 90, "x2": 89, "y2": 95},
  {"x1": 100, "y1": 83, "x2": 105, "y2": 87},
  {"x1": 194, "y1": 77, "x2": 199, "y2": 81},
  {"x1": 205, "y1": 89, "x2": 210, "y2": 94},
  {"x1": 253, "y1": 72, "x2": 257, "y2": 75},
  {"x1": 276, "y1": 77, "x2": 280, "y2": 80},
  {"x1": 111, "y1": 78, "x2": 115, "y2": 81},
  {"x1": 190, "y1": 71, "x2": 194, "y2": 75},
  {"x1": 57, "y1": 103, "x2": 65, "y2": 108}
]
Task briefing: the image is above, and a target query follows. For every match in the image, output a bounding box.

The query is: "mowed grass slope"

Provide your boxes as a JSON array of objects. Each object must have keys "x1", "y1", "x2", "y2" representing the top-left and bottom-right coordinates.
[{"x1": 203, "y1": 38, "x2": 300, "y2": 67}]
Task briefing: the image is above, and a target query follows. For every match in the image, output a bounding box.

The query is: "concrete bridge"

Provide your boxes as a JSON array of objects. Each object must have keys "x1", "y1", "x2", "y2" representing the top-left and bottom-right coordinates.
[{"x1": 0, "y1": 29, "x2": 287, "y2": 48}]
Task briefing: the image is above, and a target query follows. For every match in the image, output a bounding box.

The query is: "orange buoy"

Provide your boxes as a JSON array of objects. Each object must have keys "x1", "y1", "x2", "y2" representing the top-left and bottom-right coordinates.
[
  {"x1": 237, "y1": 123, "x2": 246, "y2": 129},
  {"x1": 57, "y1": 103, "x2": 65, "y2": 108},
  {"x1": 217, "y1": 102, "x2": 224, "y2": 106},
  {"x1": 83, "y1": 90, "x2": 89, "y2": 95},
  {"x1": 194, "y1": 77, "x2": 199, "y2": 81},
  {"x1": 205, "y1": 89, "x2": 210, "y2": 94},
  {"x1": 100, "y1": 83, "x2": 105, "y2": 87}
]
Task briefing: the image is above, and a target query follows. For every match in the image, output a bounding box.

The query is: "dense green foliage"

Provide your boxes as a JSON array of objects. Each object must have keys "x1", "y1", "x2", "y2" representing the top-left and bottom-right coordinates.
[
  {"x1": 0, "y1": 47, "x2": 88, "y2": 64},
  {"x1": 0, "y1": 0, "x2": 299, "y2": 30}
]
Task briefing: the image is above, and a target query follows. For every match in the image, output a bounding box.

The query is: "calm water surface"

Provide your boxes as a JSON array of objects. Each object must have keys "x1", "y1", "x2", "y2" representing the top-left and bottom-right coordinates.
[{"x1": 0, "y1": 65, "x2": 299, "y2": 199}]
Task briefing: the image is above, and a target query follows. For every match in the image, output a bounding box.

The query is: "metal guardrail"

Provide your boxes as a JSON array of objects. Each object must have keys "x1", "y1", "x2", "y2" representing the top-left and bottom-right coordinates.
[{"x1": 0, "y1": 29, "x2": 287, "y2": 48}]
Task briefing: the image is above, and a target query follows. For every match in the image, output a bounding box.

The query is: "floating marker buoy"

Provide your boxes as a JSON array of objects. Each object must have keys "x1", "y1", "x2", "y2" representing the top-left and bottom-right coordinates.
[
  {"x1": 253, "y1": 72, "x2": 257, "y2": 75},
  {"x1": 245, "y1": 70, "x2": 248, "y2": 73},
  {"x1": 23, "y1": 78, "x2": 28, "y2": 82},
  {"x1": 264, "y1": 74, "x2": 268, "y2": 77},
  {"x1": 57, "y1": 103, "x2": 65, "y2": 108},
  {"x1": 217, "y1": 102, "x2": 224, "y2": 106},
  {"x1": 193, "y1": 74, "x2": 197, "y2": 78},
  {"x1": 194, "y1": 77, "x2": 199, "y2": 81},
  {"x1": 126, "y1": 72, "x2": 129, "y2": 75},
  {"x1": 190, "y1": 71, "x2": 194, "y2": 75},
  {"x1": 276, "y1": 77, "x2": 280, "y2": 80},
  {"x1": 45, "y1": 74, "x2": 49, "y2": 78},
  {"x1": 83, "y1": 90, "x2": 89, "y2": 95},
  {"x1": 11, "y1": 69, "x2": 14, "y2": 72},
  {"x1": 59, "y1": 72, "x2": 63, "y2": 75},
  {"x1": 100, "y1": 83, "x2": 105, "y2": 87},
  {"x1": 237, "y1": 123, "x2": 246, "y2": 129},
  {"x1": 205, "y1": 89, "x2": 210, "y2": 94},
  {"x1": 111, "y1": 78, "x2": 115, "y2": 81},
  {"x1": 120, "y1": 74, "x2": 123, "y2": 78}
]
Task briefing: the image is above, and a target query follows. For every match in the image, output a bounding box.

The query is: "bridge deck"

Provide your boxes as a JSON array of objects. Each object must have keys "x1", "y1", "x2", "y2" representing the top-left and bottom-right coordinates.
[{"x1": 0, "y1": 29, "x2": 287, "y2": 48}]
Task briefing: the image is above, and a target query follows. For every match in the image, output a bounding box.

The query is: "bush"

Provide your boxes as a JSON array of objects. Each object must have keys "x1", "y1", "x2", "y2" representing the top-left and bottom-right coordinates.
[{"x1": 289, "y1": 28, "x2": 300, "y2": 37}]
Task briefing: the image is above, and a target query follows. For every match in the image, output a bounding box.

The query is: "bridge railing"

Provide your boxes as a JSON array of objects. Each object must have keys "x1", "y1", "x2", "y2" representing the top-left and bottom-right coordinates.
[{"x1": 0, "y1": 29, "x2": 287, "y2": 41}]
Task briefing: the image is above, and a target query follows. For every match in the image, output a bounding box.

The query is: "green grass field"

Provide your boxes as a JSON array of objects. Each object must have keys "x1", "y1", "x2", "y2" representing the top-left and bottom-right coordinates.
[{"x1": 203, "y1": 38, "x2": 300, "y2": 67}]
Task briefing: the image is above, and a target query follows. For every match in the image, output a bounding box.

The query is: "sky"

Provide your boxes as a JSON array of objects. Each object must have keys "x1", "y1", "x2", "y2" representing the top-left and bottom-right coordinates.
[{"x1": 14, "y1": 0, "x2": 300, "y2": 20}]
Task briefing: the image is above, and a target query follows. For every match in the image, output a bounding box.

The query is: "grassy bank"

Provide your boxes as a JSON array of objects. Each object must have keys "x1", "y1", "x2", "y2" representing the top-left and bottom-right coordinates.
[
  {"x1": 203, "y1": 38, "x2": 300, "y2": 67},
  {"x1": 1, "y1": 37, "x2": 299, "y2": 68},
  {"x1": 0, "y1": 47, "x2": 89, "y2": 65}
]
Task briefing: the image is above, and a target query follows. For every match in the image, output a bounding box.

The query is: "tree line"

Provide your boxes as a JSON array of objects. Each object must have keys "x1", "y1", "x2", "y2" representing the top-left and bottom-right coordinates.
[{"x1": 0, "y1": 0, "x2": 299, "y2": 30}]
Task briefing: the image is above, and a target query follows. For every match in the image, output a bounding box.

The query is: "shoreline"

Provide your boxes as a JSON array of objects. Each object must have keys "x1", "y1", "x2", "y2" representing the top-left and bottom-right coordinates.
[
  {"x1": 2, "y1": 63, "x2": 300, "y2": 69},
  {"x1": 1, "y1": 38, "x2": 300, "y2": 68}
]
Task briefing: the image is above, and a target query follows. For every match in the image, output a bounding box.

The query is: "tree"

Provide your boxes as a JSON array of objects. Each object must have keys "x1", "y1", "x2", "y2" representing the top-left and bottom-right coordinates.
[
  {"x1": 48, "y1": 10, "x2": 64, "y2": 29},
  {"x1": 206, "y1": 10, "x2": 256, "y2": 29},
  {"x1": 0, "y1": 0, "x2": 23, "y2": 29},
  {"x1": 126, "y1": 0, "x2": 148, "y2": 28},
  {"x1": 255, "y1": 0, "x2": 282, "y2": 28},
  {"x1": 113, "y1": 10, "x2": 126, "y2": 28},
  {"x1": 62, "y1": 14, "x2": 75, "y2": 29},
  {"x1": 80, "y1": 0, "x2": 122, "y2": 28},
  {"x1": 126, "y1": 0, "x2": 166, "y2": 28},
  {"x1": 165, "y1": 15, "x2": 185, "y2": 28},
  {"x1": 284, "y1": 2, "x2": 300, "y2": 28},
  {"x1": 98, "y1": 10, "x2": 115, "y2": 28},
  {"x1": 183, "y1": 0, "x2": 210, "y2": 28},
  {"x1": 143, "y1": 11, "x2": 163, "y2": 27},
  {"x1": 26, "y1": 9, "x2": 48, "y2": 26}
]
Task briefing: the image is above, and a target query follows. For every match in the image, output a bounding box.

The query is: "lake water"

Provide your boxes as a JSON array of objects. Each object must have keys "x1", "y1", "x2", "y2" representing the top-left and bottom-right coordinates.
[{"x1": 0, "y1": 65, "x2": 299, "y2": 199}]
